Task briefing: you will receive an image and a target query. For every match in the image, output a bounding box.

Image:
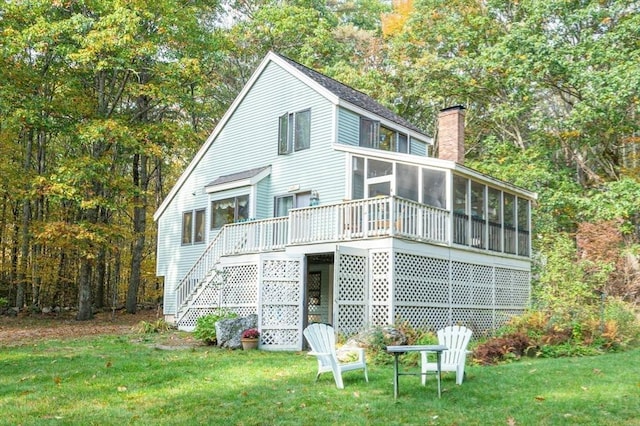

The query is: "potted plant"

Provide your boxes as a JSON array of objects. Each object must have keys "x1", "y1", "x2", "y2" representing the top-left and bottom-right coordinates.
[{"x1": 241, "y1": 328, "x2": 260, "y2": 350}]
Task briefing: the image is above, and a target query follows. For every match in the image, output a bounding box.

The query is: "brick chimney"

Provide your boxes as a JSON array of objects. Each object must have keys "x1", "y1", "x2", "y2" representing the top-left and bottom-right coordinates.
[{"x1": 437, "y1": 105, "x2": 465, "y2": 164}]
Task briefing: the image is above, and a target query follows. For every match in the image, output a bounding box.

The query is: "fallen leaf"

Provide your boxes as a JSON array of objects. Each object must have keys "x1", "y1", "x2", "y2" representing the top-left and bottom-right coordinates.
[
  {"x1": 105, "y1": 361, "x2": 112, "y2": 368},
  {"x1": 53, "y1": 376, "x2": 61, "y2": 385},
  {"x1": 353, "y1": 391, "x2": 360, "y2": 398},
  {"x1": 534, "y1": 396, "x2": 545, "y2": 401},
  {"x1": 507, "y1": 416, "x2": 516, "y2": 425},
  {"x1": 117, "y1": 386, "x2": 127, "y2": 392},
  {"x1": 593, "y1": 368, "x2": 602, "y2": 375},
  {"x1": 581, "y1": 386, "x2": 588, "y2": 391}
]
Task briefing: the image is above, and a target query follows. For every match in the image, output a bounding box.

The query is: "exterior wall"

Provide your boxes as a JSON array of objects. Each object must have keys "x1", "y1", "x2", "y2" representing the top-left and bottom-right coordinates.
[
  {"x1": 337, "y1": 107, "x2": 359, "y2": 146},
  {"x1": 158, "y1": 60, "x2": 350, "y2": 315}
]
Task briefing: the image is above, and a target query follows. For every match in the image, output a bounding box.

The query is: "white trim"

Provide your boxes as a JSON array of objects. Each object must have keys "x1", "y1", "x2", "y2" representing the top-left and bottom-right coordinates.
[
  {"x1": 204, "y1": 166, "x2": 271, "y2": 194},
  {"x1": 335, "y1": 145, "x2": 537, "y2": 200}
]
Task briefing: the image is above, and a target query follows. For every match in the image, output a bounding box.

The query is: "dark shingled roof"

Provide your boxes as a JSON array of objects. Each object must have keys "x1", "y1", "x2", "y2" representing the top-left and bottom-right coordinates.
[
  {"x1": 206, "y1": 166, "x2": 270, "y2": 187},
  {"x1": 274, "y1": 53, "x2": 425, "y2": 135}
]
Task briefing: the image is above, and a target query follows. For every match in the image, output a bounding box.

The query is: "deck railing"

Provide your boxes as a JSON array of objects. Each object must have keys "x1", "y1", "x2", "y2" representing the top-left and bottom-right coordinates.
[
  {"x1": 289, "y1": 196, "x2": 450, "y2": 245},
  {"x1": 175, "y1": 195, "x2": 527, "y2": 315}
]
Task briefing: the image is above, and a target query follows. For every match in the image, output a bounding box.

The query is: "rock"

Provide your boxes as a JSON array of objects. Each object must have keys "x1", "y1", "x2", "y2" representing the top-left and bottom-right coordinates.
[
  {"x1": 42, "y1": 306, "x2": 52, "y2": 314},
  {"x1": 344, "y1": 326, "x2": 407, "y2": 349},
  {"x1": 215, "y1": 314, "x2": 258, "y2": 349}
]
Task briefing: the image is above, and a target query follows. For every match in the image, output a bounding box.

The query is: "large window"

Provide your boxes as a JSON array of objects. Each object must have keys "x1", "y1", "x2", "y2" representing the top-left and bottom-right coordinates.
[
  {"x1": 211, "y1": 195, "x2": 249, "y2": 229},
  {"x1": 279, "y1": 109, "x2": 310, "y2": 154},
  {"x1": 182, "y1": 209, "x2": 205, "y2": 245},
  {"x1": 359, "y1": 119, "x2": 408, "y2": 153}
]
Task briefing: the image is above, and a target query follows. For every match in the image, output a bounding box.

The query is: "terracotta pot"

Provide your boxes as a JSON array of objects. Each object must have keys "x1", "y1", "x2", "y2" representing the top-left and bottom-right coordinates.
[{"x1": 241, "y1": 338, "x2": 259, "y2": 350}]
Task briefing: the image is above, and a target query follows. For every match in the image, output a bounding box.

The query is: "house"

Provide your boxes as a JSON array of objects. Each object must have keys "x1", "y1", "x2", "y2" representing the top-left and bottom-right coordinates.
[{"x1": 153, "y1": 52, "x2": 536, "y2": 350}]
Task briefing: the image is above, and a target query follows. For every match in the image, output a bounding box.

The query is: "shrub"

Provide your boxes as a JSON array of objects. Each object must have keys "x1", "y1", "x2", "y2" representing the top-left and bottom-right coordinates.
[
  {"x1": 473, "y1": 332, "x2": 534, "y2": 365},
  {"x1": 137, "y1": 319, "x2": 172, "y2": 334},
  {"x1": 193, "y1": 310, "x2": 238, "y2": 345}
]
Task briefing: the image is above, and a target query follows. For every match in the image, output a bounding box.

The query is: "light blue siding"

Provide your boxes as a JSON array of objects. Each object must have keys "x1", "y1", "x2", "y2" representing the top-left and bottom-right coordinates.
[
  {"x1": 338, "y1": 108, "x2": 359, "y2": 146},
  {"x1": 411, "y1": 138, "x2": 428, "y2": 156},
  {"x1": 157, "y1": 61, "x2": 348, "y2": 314}
]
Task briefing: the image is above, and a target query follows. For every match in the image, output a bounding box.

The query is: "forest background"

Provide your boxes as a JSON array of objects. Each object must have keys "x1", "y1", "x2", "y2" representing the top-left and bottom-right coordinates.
[{"x1": 0, "y1": 0, "x2": 639, "y2": 323}]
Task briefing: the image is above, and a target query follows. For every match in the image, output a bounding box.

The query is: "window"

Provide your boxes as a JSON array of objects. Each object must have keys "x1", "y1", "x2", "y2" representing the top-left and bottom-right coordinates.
[
  {"x1": 274, "y1": 191, "x2": 311, "y2": 216},
  {"x1": 359, "y1": 119, "x2": 408, "y2": 153},
  {"x1": 422, "y1": 168, "x2": 446, "y2": 208},
  {"x1": 359, "y1": 117, "x2": 379, "y2": 149},
  {"x1": 182, "y1": 211, "x2": 193, "y2": 245},
  {"x1": 397, "y1": 163, "x2": 419, "y2": 201},
  {"x1": 279, "y1": 109, "x2": 310, "y2": 154},
  {"x1": 182, "y1": 209, "x2": 205, "y2": 245},
  {"x1": 211, "y1": 195, "x2": 249, "y2": 229}
]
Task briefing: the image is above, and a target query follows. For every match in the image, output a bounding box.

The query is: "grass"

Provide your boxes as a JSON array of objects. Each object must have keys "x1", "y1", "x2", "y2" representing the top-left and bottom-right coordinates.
[{"x1": 1, "y1": 333, "x2": 639, "y2": 426}]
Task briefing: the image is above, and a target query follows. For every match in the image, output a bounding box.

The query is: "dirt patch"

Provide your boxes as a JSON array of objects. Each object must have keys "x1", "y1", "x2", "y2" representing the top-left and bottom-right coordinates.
[{"x1": 0, "y1": 308, "x2": 200, "y2": 347}]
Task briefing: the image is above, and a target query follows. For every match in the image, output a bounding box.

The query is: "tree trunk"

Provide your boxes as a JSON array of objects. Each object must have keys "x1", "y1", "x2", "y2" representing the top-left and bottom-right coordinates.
[
  {"x1": 126, "y1": 153, "x2": 148, "y2": 314},
  {"x1": 76, "y1": 258, "x2": 93, "y2": 320}
]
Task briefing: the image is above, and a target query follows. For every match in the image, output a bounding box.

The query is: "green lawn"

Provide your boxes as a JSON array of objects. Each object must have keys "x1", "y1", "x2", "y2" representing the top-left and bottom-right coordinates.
[{"x1": 1, "y1": 333, "x2": 639, "y2": 425}]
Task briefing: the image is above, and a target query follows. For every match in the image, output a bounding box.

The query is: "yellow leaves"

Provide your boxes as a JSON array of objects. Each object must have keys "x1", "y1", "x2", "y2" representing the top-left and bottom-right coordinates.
[{"x1": 381, "y1": 0, "x2": 414, "y2": 38}]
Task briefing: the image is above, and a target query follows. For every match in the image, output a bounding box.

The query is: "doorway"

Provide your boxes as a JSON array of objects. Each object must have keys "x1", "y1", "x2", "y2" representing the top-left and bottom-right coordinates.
[{"x1": 304, "y1": 253, "x2": 334, "y2": 327}]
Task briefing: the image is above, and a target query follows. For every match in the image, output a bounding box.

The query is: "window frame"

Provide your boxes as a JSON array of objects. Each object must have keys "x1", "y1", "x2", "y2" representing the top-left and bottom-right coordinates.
[
  {"x1": 181, "y1": 209, "x2": 206, "y2": 246},
  {"x1": 211, "y1": 195, "x2": 250, "y2": 229},
  {"x1": 278, "y1": 109, "x2": 311, "y2": 154}
]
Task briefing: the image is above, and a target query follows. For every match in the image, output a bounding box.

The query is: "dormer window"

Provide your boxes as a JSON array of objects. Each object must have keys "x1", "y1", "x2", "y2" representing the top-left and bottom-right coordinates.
[
  {"x1": 359, "y1": 118, "x2": 409, "y2": 153},
  {"x1": 278, "y1": 109, "x2": 310, "y2": 154}
]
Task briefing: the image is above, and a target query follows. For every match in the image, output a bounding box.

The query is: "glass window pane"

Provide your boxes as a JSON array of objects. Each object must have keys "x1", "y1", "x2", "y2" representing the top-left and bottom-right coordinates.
[
  {"x1": 453, "y1": 175, "x2": 468, "y2": 245},
  {"x1": 504, "y1": 193, "x2": 516, "y2": 254},
  {"x1": 182, "y1": 211, "x2": 193, "y2": 244},
  {"x1": 294, "y1": 110, "x2": 310, "y2": 151},
  {"x1": 237, "y1": 195, "x2": 249, "y2": 221},
  {"x1": 278, "y1": 113, "x2": 289, "y2": 154},
  {"x1": 487, "y1": 188, "x2": 501, "y2": 251},
  {"x1": 517, "y1": 197, "x2": 530, "y2": 256},
  {"x1": 379, "y1": 126, "x2": 394, "y2": 151},
  {"x1": 397, "y1": 133, "x2": 408, "y2": 153},
  {"x1": 368, "y1": 181, "x2": 390, "y2": 197},
  {"x1": 471, "y1": 182, "x2": 486, "y2": 248},
  {"x1": 422, "y1": 168, "x2": 446, "y2": 208},
  {"x1": 194, "y1": 209, "x2": 205, "y2": 243},
  {"x1": 367, "y1": 159, "x2": 392, "y2": 178},
  {"x1": 352, "y1": 156, "x2": 364, "y2": 199},
  {"x1": 212, "y1": 197, "x2": 234, "y2": 229},
  {"x1": 397, "y1": 163, "x2": 419, "y2": 201},
  {"x1": 359, "y1": 118, "x2": 378, "y2": 148},
  {"x1": 275, "y1": 196, "x2": 294, "y2": 217}
]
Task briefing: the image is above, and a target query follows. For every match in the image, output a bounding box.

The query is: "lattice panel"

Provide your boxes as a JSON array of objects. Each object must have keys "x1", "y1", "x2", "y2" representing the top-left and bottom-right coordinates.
[
  {"x1": 220, "y1": 265, "x2": 258, "y2": 306},
  {"x1": 394, "y1": 253, "x2": 449, "y2": 304},
  {"x1": 192, "y1": 284, "x2": 221, "y2": 306},
  {"x1": 262, "y1": 281, "x2": 301, "y2": 304},
  {"x1": 394, "y1": 306, "x2": 450, "y2": 331},
  {"x1": 511, "y1": 270, "x2": 531, "y2": 305},
  {"x1": 337, "y1": 305, "x2": 366, "y2": 334},
  {"x1": 370, "y1": 305, "x2": 389, "y2": 326},
  {"x1": 178, "y1": 306, "x2": 257, "y2": 329},
  {"x1": 263, "y1": 259, "x2": 301, "y2": 280},
  {"x1": 371, "y1": 252, "x2": 390, "y2": 302},
  {"x1": 261, "y1": 305, "x2": 300, "y2": 327},
  {"x1": 450, "y1": 308, "x2": 494, "y2": 332},
  {"x1": 337, "y1": 254, "x2": 366, "y2": 301},
  {"x1": 495, "y1": 268, "x2": 530, "y2": 306},
  {"x1": 261, "y1": 329, "x2": 299, "y2": 346}
]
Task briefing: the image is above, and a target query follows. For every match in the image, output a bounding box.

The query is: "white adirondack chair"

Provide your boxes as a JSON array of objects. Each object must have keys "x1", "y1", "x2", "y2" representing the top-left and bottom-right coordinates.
[
  {"x1": 421, "y1": 325, "x2": 473, "y2": 386},
  {"x1": 303, "y1": 323, "x2": 368, "y2": 389}
]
